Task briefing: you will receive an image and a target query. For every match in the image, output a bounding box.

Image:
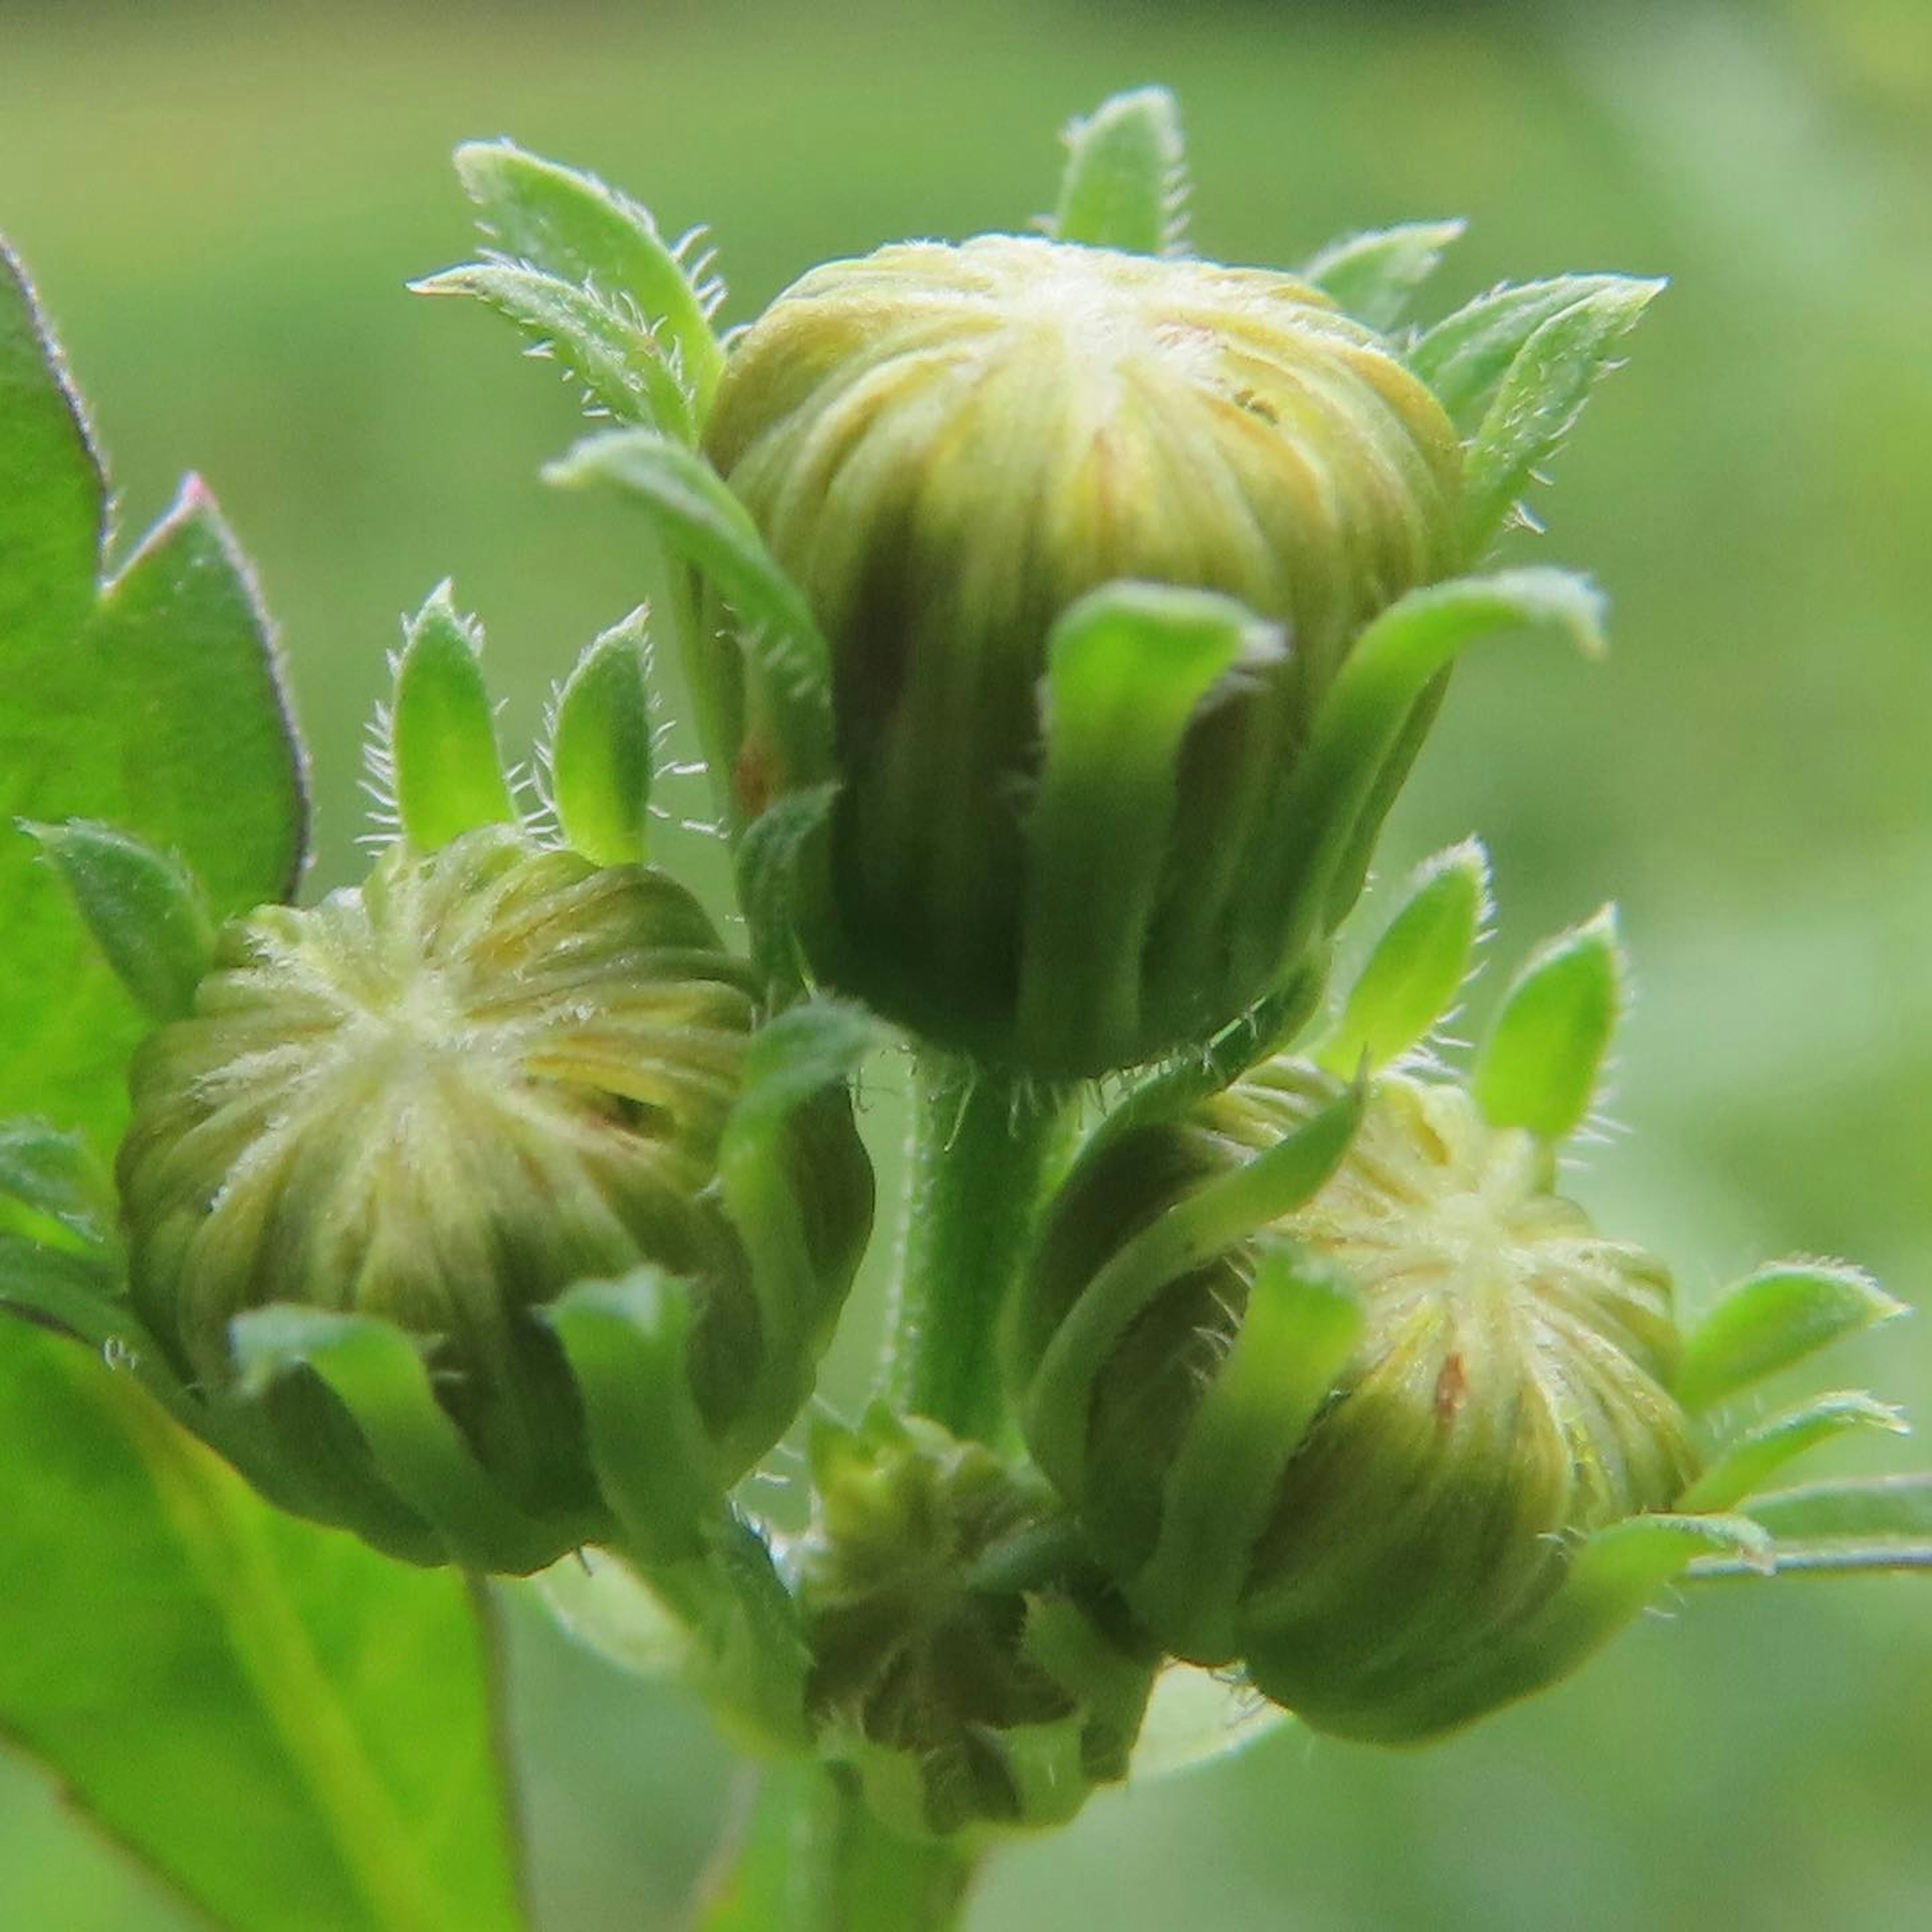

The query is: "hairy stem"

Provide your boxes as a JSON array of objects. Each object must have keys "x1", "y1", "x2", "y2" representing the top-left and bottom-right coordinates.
[{"x1": 884, "y1": 1051, "x2": 1069, "y2": 1442}]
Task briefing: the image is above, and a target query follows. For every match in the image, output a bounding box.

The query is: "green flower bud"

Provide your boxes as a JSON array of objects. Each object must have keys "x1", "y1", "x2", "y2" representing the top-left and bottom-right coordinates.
[
  {"x1": 699, "y1": 235, "x2": 1463, "y2": 1070},
  {"x1": 117, "y1": 825, "x2": 873, "y2": 1569},
  {"x1": 797, "y1": 1408, "x2": 1154, "y2": 1840},
  {"x1": 1011, "y1": 883, "x2": 1908, "y2": 1741}
]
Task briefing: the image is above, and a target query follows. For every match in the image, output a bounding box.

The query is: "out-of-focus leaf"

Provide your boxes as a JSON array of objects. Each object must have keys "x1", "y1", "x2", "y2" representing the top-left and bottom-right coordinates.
[
  {"x1": 0, "y1": 1322, "x2": 528, "y2": 1932},
  {"x1": 1302, "y1": 219, "x2": 1465, "y2": 333}
]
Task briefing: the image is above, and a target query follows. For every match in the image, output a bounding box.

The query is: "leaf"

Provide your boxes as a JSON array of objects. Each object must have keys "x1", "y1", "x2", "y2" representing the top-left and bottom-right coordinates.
[
  {"x1": 452, "y1": 140, "x2": 725, "y2": 419},
  {"x1": 1409, "y1": 275, "x2": 1651, "y2": 427},
  {"x1": 546, "y1": 429, "x2": 833, "y2": 789},
  {"x1": 1472, "y1": 906, "x2": 1625, "y2": 1143},
  {"x1": 546, "y1": 610, "x2": 654, "y2": 866},
  {"x1": 0, "y1": 1323, "x2": 528, "y2": 1932},
  {"x1": 1052, "y1": 86, "x2": 1188, "y2": 257},
  {"x1": 1250, "y1": 567, "x2": 1604, "y2": 981},
  {"x1": 1460, "y1": 277, "x2": 1663, "y2": 549},
  {"x1": 1302, "y1": 219, "x2": 1466, "y2": 333},
  {"x1": 23, "y1": 819, "x2": 214, "y2": 1022},
  {"x1": 388, "y1": 582, "x2": 517, "y2": 851},
  {"x1": 411, "y1": 263, "x2": 696, "y2": 441},
  {"x1": 1690, "y1": 1473, "x2": 1932, "y2": 1577},
  {"x1": 0, "y1": 1115, "x2": 115, "y2": 1249},
  {"x1": 1018, "y1": 582, "x2": 1280, "y2": 1069},
  {"x1": 0, "y1": 242, "x2": 306, "y2": 1149},
  {"x1": 1675, "y1": 1260, "x2": 1906, "y2": 1415},
  {"x1": 1679, "y1": 1391, "x2": 1908, "y2": 1513},
  {"x1": 1316, "y1": 838, "x2": 1490, "y2": 1075}
]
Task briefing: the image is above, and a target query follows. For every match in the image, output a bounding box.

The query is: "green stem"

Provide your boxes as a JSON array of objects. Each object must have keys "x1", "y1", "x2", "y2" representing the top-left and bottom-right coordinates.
[
  {"x1": 884, "y1": 1050, "x2": 1069, "y2": 1442},
  {"x1": 695, "y1": 1761, "x2": 979, "y2": 1932}
]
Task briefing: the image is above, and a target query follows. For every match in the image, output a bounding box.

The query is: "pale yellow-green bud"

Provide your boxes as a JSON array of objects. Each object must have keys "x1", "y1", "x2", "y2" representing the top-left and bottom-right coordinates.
[{"x1": 702, "y1": 235, "x2": 1463, "y2": 1069}]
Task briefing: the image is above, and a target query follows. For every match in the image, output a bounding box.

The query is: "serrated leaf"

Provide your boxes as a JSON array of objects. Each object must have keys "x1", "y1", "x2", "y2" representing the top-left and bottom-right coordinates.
[
  {"x1": 1461, "y1": 277, "x2": 1663, "y2": 549},
  {"x1": 1302, "y1": 219, "x2": 1466, "y2": 333},
  {"x1": 0, "y1": 1322, "x2": 528, "y2": 1932},
  {"x1": 389, "y1": 582, "x2": 516, "y2": 850},
  {"x1": 23, "y1": 819, "x2": 214, "y2": 1022},
  {"x1": 546, "y1": 430, "x2": 833, "y2": 794},
  {"x1": 1, "y1": 245, "x2": 305, "y2": 1148},
  {"x1": 412, "y1": 263, "x2": 696, "y2": 441},
  {"x1": 1472, "y1": 906, "x2": 1624, "y2": 1143},
  {"x1": 548, "y1": 610, "x2": 654, "y2": 865},
  {"x1": 453, "y1": 140, "x2": 725, "y2": 419},
  {"x1": 1053, "y1": 86, "x2": 1187, "y2": 257},
  {"x1": 1676, "y1": 1261, "x2": 1907, "y2": 1414},
  {"x1": 1316, "y1": 838, "x2": 1490, "y2": 1075}
]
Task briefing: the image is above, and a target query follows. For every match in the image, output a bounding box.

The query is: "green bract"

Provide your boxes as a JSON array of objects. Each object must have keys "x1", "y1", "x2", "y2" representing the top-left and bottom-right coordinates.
[
  {"x1": 429, "y1": 95, "x2": 1655, "y2": 1075},
  {"x1": 1010, "y1": 856, "x2": 1909, "y2": 1741}
]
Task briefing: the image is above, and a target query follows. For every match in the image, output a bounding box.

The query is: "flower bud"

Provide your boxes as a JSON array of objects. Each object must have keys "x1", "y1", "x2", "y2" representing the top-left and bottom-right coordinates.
[
  {"x1": 796, "y1": 1408, "x2": 1154, "y2": 1840},
  {"x1": 699, "y1": 235, "x2": 1464, "y2": 1071},
  {"x1": 1015, "y1": 1054, "x2": 1703, "y2": 1740},
  {"x1": 117, "y1": 825, "x2": 873, "y2": 1568}
]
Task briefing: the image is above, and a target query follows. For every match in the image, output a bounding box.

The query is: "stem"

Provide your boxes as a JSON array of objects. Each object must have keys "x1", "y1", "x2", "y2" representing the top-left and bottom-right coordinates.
[
  {"x1": 694, "y1": 1761, "x2": 979, "y2": 1932},
  {"x1": 884, "y1": 1050, "x2": 1068, "y2": 1442}
]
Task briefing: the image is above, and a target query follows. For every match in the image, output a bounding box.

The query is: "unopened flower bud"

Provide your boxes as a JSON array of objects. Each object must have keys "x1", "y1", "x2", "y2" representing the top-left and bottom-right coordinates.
[
  {"x1": 117, "y1": 826, "x2": 872, "y2": 1567},
  {"x1": 700, "y1": 236, "x2": 1464, "y2": 1071},
  {"x1": 797, "y1": 1408, "x2": 1154, "y2": 1839}
]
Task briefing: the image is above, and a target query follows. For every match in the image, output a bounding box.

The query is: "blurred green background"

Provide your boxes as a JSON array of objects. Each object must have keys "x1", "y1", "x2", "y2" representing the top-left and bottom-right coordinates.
[{"x1": 3, "y1": 0, "x2": 1929, "y2": 1925}]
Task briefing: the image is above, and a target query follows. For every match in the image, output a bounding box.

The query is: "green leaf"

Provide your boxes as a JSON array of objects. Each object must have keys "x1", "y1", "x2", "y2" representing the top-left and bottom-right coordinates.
[
  {"x1": 1460, "y1": 277, "x2": 1663, "y2": 549},
  {"x1": 1136, "y1": 1243, "x2": 1361, "y2": 1661},
  {"x1": 546, "y1": 429, "x2": 833, "y2": 790},
  {"x1": 22, "y1": 819, "x2": 214, "y2": 1022},
  {"x1": 1018, "y1": 581, "x2": 1279, "y2": 1069},
  {"x1": 411, "y1": 262, "x2": 697, "y2": 441},
  {"x1": 1409, "y1": 275, "x2": 1651, "y2": 427},
  {"x1": 1, "y1": 245, "x2": 305, "y2": 1150},
  {"x1": 387, "y1": 582, "x2": 517, "y2": 850},
  {"x1": 1675, "y1": 1260, "x2": 1907, "y2": 1414},
  {"x1": 1472, "y1": 907, "x2": 1624, "y2": 1143},
  {"x1": 0, "y1": 1115, "x2": 115, "y2": 1249},
  {"x1": 540, "y1": 1269, "x2": 718, "y2": 1563},
  {"x1": 1250, "y1": 567, "x2": 1604, "y2": 983},
  {"x1": 0, "y1": 1323, "x2": 527, "y2": 1932},
  {"x1": 1692, "y1": 1473, "x2": 1932, "y2": 1576},
  {"x1": 547, "y1": 609, "x2": 654, "y2": 866},
  {"x1": 1679, "y1": 1392, "x2": 1908, "y2": 1513},
  {"x1": 1053, "y1": 86, "x2": 1188, "y2": 257},
  {"x1": 1316, "y1": 838, "x2": 1490, "y2": 1075},
  {"x1": 733, "y1": 780, "x2": 837, "y2": 996},
  {"x1": 1302, "y1": 219, "x2": 1466, "y2": 333},
  {"x1": 452, "y1": 140, "x2": 725, "y2": 418}
]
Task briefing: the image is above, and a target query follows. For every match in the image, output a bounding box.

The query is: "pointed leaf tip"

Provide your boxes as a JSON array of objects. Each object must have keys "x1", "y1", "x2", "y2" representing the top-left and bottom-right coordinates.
[
  {"x1": 1319, "y1": 838, "x2": 1491, "y2": 1075},
  {"x1": 390, "y1": 583, "x2": 516, "y2": 850},
  {"x1": 1473, "y1": 904, "x2": 1625, "y2": 1144},
  {"x1": 550, "y1": 612, "x2": 655, "y2": 866}
]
